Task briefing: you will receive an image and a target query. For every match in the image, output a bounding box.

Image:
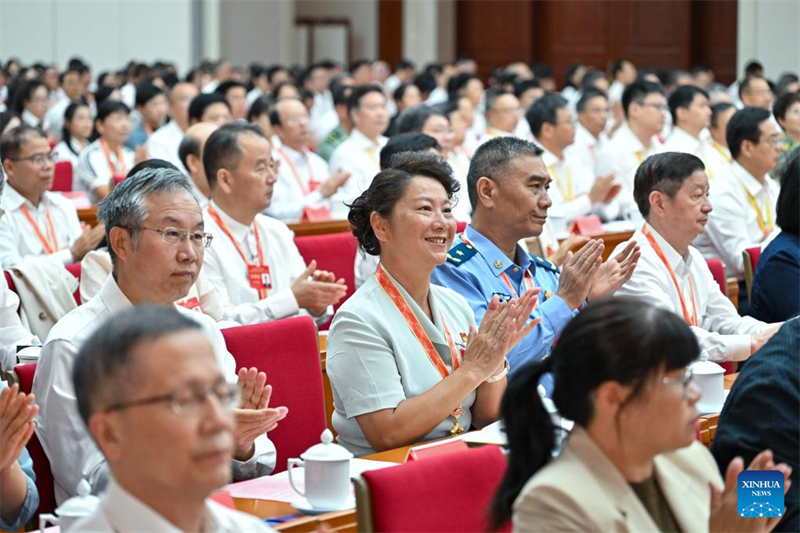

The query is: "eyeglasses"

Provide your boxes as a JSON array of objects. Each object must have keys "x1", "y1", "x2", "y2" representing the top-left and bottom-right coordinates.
[
  {"x1": 105, "y1": 380, "x2": 239, "y2": 415},
  {"x1": 10, "y1": 152, "x2": 56, "y2": 166},
  {"x1": 284, "y1": 114, "x2": 310, "y2": 125},
  {"x1": 494, "y1": 107, "x2": 524, "y2": 115},
  {"x1": 639, "y1": 102, "x2": 669, "y2": 113},
  {"x1": 761, "y1": 134, "x2": 785, "y2": 147},
  {"x1": 129, "y1": 226, "x2": 213, "y2": 248},
  {"x1": 662, "y1": 367, "x2": 694, "y2": 396}
]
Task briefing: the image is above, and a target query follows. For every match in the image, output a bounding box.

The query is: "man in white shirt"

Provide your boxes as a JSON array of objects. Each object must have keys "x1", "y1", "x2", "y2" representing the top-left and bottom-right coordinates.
[
  {"x1": 304, "y1": 63, "x2": 339, "y2": 142},
  {"x1": 178, "y1": 122, "x2": 219, "y2": 208},
  {"x1": 664, "y1": 85, "x2": 731, "y2": 182},
  {"x1": 202, "y1": 123, "x2": 348, "y2": 326},
  {"x1": 607, "y1": 59, "x2": 638, "y2": 129},
  {"x1": 328, "y1": 85, "x2": 390, "y2": 217},
  {"x1": 44, "y1": 67, "x2": 84, "y2": 140},
  {"x1": 0, "y1": 125, "x2": 104, "y2": 268},
  {"x1": 567, "y1": 89, "x2": 610, "y2": 174},
  {"x1": 34, "y1": 167, "x2": 284, "y2": 504},
  {"x1": 527, "y1": 94, "x2": 620, "y2": 228},
  {"x1": 0, "y1": 166, "x2": 38, "y2": 370},
  {"x1": 188, "y1": 93, "x2": 233, "y2": 127},
  {"x1": 693, "y1": 107, "x2": 782, "y2": 280},
  {"x1": 464, "y1": 87, "x2": 521, "y2": 154},
  {"x1": 267, "y1": 98, "x2": 350, "y2": 222},
  {"x1": 708, "y1": 102, "x2": 736, "y2": 165},
  {"x1": 215, "y1": 81, "x2": 248, "y2": 122},
  {"x1": 739, "y1": 76, "x2": 773, "y2": 110},
  {"x1": 69, "y1": 306, "x2": 273, "y2": 533},
  {"x1": 597, "y1": 80, "x2": 668, "y2": 217},
  {"x1": 146, "y1": 82, "x2": 200, "y2": 173},
  {"x1": 614, "y1": 151, "x2": 780, "y2": 362}
]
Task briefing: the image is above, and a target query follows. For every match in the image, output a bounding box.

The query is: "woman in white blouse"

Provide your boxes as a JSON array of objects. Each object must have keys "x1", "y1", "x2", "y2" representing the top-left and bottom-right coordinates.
[
  {"x1": 51, "y1": 102, "x2": 92, "y2": 167},
  {"x1": 327, "y1": 152, "x2": 539, "y2": 456}
]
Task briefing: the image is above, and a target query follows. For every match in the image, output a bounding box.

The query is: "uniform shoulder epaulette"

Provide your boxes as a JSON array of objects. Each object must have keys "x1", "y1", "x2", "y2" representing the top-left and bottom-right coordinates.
[
  {"x1": 532, "y1": 255, "x2": 560, "y2": 273},
  {"x1": 446, "y1": 241, "x2": 477, "y2": 266}
]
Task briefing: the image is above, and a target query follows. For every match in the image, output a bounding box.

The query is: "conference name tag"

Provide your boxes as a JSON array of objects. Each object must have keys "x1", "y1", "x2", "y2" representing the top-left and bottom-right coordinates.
[
  {"x1": 737, "y1": 470, "x2": 784, "y2": 518},
  {"x1": 248, "y1": 265, "x2": 272, "y2": 291}
]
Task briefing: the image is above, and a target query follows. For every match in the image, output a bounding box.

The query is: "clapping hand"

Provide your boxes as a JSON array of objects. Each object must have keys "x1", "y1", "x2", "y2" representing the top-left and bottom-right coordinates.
[
  {"x1": 0, "y1": 384, "x2": 38, "y2": 471},
  {"x1": 292, "y1": 260, "x2": 349, "y2": 316},
  {"x1": 587, "y1": 240, "x2": 640, "y2": 301},
  {"x1": 232, "y1": 368, "x2": 289, "y2": 461}
]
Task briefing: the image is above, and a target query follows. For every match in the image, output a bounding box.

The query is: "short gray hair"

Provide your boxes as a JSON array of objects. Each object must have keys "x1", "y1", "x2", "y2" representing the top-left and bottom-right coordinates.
[
  {"x1": 467, "y1": 136, "x2": 543, "y2": 209},
  {"x1": 73, "y1": 305, "x2": 202, "y2": 426},
  {"x1": 97, "y1": 167, "x2": 196, "y2": 268}
]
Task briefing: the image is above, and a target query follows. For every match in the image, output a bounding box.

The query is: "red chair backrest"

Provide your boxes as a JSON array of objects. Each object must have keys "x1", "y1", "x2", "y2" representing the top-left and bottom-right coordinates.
[
  {"x1": 745, "y1": 246, "x2": 762, "y2": 272},
  {"x1": 221, "y1": 317, "x2": 326, "y2": 473},
  {"x1": 4, "y1": 264, "x2": 81, "y2": 305},
  {"x1": 294, "y1": 232, "x2": 358, "y2": 330},
  {"x1": 361, "y1": 445, "x2": 510, "y2": 532},
  {"x1": 705, "y1": 259, "x2": 727, "y2": 296},
  {"x1": 14, "y1": 363, "x2": 57, "y2": 515},
  {"x1": 456, "y1": 221, "x2": 468, "y2": 233},
  {"x1": 4, "y1": 270, "x2": 16, "y2": 294},
  {"x1": 52, "y1": 161, "x2": 73, "y2": 192}
]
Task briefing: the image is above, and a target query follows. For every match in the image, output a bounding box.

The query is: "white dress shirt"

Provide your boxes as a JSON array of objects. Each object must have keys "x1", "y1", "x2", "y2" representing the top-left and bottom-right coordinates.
[
  {"x1": 693, "y1": 162, "x2": 780, "y2": 279},
  {"x1": 310, "y1": 90, "x2": 339, "y2": 142},
  {"x1": 328, "y1": 129, "x2": 387, "y2": 218},
  {"x1": 33, "y1": 276, "x2": 276, "y2": 505},
  {"x1": 202, "y1": 201, "x2": 333, "y2": 326},
  {"x1": 0, "y1": 186, "x2": 83, "y2": 268},
  {"x1": 566, "y1": 122, "x2": 607, "y2": 175},
  {"x1": 596, "y1": 122, "x2": 665, "y2": 217},
  {"x1": 67, "y1": 478, "x2": 273, "y2": 532},
  {"x1": 73, "y1": 140, "x2": 136, "y2": 204},
  {"x1": 0, "y1": 273, "x2": 37, "y2": 370},
  {"x1": 52, "y1": 138, "x2": 86, "y2": 168},
  {"x1": 663, "y1": 127, "x2": 731, "y2": 182},
  {"x1": 541, "y1": 146, "x2": 620, "y2": 226},
  {"x1": 266, "y1": 145, "x2": 333, "y2": 223},
  {"x1": 145, "y1": 120, "x2": 186, "y2": 174},
  {"x1": 614, "y1": 223, "x2": 770, "y2": 362}
]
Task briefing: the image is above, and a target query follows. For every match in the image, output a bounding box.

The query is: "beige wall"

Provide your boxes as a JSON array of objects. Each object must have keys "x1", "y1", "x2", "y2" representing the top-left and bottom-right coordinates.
[
  {"x1": 295, "y1": 0, "x2": 378, "y2": 62},
  {"x1": 738, "y1": 0, "x2": 800, "y2": 79},
  {"x1": 219, "y1": 0, "x2": 295, "y2": 65}
]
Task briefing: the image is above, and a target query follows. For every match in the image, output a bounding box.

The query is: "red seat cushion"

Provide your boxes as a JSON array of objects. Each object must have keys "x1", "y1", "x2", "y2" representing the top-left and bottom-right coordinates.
[
  {"x1": 745, "y1": 246, "x2": 762, "y2": 272},
  {"x1": 294, "y1": 232, "x2": 358, "y2": 330},
  {"x1": 52, "y1": 161, "x2": 73, "y2": 192},
  {"x1": 705, "y1": 259, "x2": 727, "y2": 295},
  {"x1": 221, "y1": 317, "x2": 326, "y2": 473},
  {"x1": 14, "y1": 363, "x2": 57, "y2": 515},
  {"x1": 362, "y1": 445, "x2": 510, "y2": 532}
]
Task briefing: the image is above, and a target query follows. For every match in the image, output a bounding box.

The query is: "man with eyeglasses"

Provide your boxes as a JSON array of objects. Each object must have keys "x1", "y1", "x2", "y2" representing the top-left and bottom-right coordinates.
[
  {"x1": 34, "y1": 166, "x2": 287, "y2": 505},
  {"x1": 527, "y1": 94, "x2": 621, "y2": 231},
  {"x1": 597, "y1": 80, "x2": 668, "y2": 218},
  {"x1": 739, "y1": 76, "x2": 774, "y2": 110},
  {"x1": 0, "y1": 125, "x2": 105, "y2": 268},
  {"x1": 70, "y1": 305, "x2": 274, "y2": 532},
  {"x1": 266, "y1": 97, "x2": 350, "y2": 222},
  {"x1": 203, "y1": 122, "x2": 348, "y2": 326},
  {"x1": 613, "y1": 152, "x2": 780, "y2": 363},
  {"x1": 464, "y1": 87, "x2": 524, "y2": 154},
  {"x1": 693, "y1": 107, "x2": 782, "y2": 284}
]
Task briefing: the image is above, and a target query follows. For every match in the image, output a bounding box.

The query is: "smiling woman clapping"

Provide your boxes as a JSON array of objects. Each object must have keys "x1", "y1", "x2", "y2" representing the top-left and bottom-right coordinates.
[{"x1": 326, "y1": 152, "x2": 539, "y2": 456}]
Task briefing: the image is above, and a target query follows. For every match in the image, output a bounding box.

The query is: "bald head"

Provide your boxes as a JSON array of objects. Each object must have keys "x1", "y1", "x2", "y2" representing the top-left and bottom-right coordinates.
[{"x1": 179, "y1": 122, "x2": 219, "y2": 198}]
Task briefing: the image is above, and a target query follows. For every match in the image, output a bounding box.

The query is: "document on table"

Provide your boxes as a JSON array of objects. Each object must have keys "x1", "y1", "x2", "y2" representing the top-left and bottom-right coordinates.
[{"x1": 224, "y1": 459, "x2": 394, "y2": 502}]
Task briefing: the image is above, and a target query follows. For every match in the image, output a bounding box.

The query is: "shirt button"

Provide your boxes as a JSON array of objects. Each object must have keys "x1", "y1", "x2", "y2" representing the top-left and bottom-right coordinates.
[{"x1": 513, "y1": 267, "x2": 519, "y2": 273}]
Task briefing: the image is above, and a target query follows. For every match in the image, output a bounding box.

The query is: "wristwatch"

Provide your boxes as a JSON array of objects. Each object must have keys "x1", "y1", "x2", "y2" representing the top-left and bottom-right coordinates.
[{"x1": 486, "y1": 358, "x2": 510, "y2": 383}]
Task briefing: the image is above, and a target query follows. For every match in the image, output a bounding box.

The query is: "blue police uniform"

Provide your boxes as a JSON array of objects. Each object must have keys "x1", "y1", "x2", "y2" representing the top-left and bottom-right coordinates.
[{"x1": 431, "y1": 226, "x2": 577, "y2": 392}]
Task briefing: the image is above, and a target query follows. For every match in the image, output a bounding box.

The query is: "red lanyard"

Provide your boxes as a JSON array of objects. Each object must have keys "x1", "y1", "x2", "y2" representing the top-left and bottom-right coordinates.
[
  {"x1": 19, "y1": 205, "x2": 58, "y2": 254},
  {"x1": 279, "y1": 147, "x2": 318, "y2": 194},
  {"x1": 461, "y1": 232, "x2": 536, "y2": 298},
  {"x1": 100, "y1": 139, "x2": 127, "y2": 178},
  {"x1": 641, "y1": 225, "x2": 698, "y2": 326},
  {"x1": 374, "y1": 264, "x2": 460, "y2": 378}
]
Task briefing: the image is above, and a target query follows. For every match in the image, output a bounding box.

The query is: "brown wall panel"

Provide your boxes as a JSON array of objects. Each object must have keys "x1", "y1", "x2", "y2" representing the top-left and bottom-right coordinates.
[{"x1": 379, "y1": 0, "x2": 403, "y2": 68}]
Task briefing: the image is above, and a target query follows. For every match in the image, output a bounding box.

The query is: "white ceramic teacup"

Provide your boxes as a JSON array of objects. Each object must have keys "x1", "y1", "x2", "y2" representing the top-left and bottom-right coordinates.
[{"x1": 287, "y1": 429, "x2": 353, "y2": 510}]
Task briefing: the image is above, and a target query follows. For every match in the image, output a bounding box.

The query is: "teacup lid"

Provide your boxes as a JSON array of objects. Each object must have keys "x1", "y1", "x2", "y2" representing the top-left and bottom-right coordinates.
[
  {"x1": 691, "y1": 360, "x2": 725, "y2": 376},
  {"x1": 57, "y1": 479, "x2": 100, "y2": 517},
  {"x1": 301, "y1": 429, "x2": 354, "y2": 461}
]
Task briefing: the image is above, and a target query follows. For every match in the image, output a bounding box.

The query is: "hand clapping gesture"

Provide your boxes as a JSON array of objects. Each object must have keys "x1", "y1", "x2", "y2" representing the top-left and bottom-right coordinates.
[
  {"x1": 0, "y1": 384, "x2": 37, "y2": 471},
  {"x1": 231, "y1": 367, "x2": 289, "y2": 461}
]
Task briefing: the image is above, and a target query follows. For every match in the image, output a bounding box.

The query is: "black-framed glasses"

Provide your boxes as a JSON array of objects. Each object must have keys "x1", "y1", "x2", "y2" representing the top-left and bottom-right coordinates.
[
  {"x1": 662, "y1": 367, "x2": 694, "y2": 396},
  {"x1": 105, "y1": 380, "x2": 239, "y2": 415},
  {"x1": 10, "y1": 152, "x2": 56, "y2": 166},
  {"x1": 126, "y1": 226, "x2": 213, "y2": 248}
]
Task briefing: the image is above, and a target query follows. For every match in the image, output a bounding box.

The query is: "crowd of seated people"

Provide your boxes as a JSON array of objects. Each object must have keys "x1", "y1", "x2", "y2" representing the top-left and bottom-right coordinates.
[{"x1": 0, "y1": 52, "x2": 797, "y2": 532}]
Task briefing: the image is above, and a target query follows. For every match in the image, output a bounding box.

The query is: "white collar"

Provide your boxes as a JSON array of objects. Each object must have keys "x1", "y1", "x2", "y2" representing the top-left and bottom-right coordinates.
[
  {"x1": 668, "y1": 126, "x2": 703, "y2": 150},
  {"x1": 207, "y1": 200, "x2": 253, "y2": 242},
  {"x1": 2, "y1": 183, "x2": 54, "y2": 211},
  {"x1": 574, "y1": 122, "x2": 599, "y2": 145},
  {"x1": 277, "y1": 144, "x2": 308, "y2": 160},
  {"x1": 349, "y1": 128, "x2": 384, "y2": 150},
  {"x1": 539, "y1": 146, "x2": 563, "y2": 167},
  {"x1": 730, "y1": 161, "x2": 767, "y2": 196},
  {"x1": 643, "y1": 222, "x2": 691, "y2": 273},
  {"x1": 22, "y1": 109, "x2": 41, "y2": 127}
]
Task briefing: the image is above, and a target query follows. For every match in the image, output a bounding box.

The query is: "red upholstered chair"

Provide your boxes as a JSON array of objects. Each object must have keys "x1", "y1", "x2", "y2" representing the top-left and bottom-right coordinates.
[
  {"x1": 64, "y1": 262, "x2": 82, "y2": 305},
  {"x1": 742, "y1": 246, "x2": 762, "y2": 302},
  {"x1": 294, "y1": 232, "x2": 358, "y2": 330},
  {"x1": 14, "y1": 363, "x2": 57, "y2": 515},
  {"x1": 456, "y1": 221, "x2": 468, "y2": 233},
  {"x1": 4, "y1": 270, "x2": 16, "y2": 295},
  {"x1": 354, "y1": 445, "x2": 510, "y2": 533},
  {"x1": 705, "y1": 259, "x2": 735, "y2": 375},
  {"x1": 221, "y1": 317, "x2": 326, "y2": 474},
  {"x1": 52, "y1": 161, "x2": 73, "y2": 192}
]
